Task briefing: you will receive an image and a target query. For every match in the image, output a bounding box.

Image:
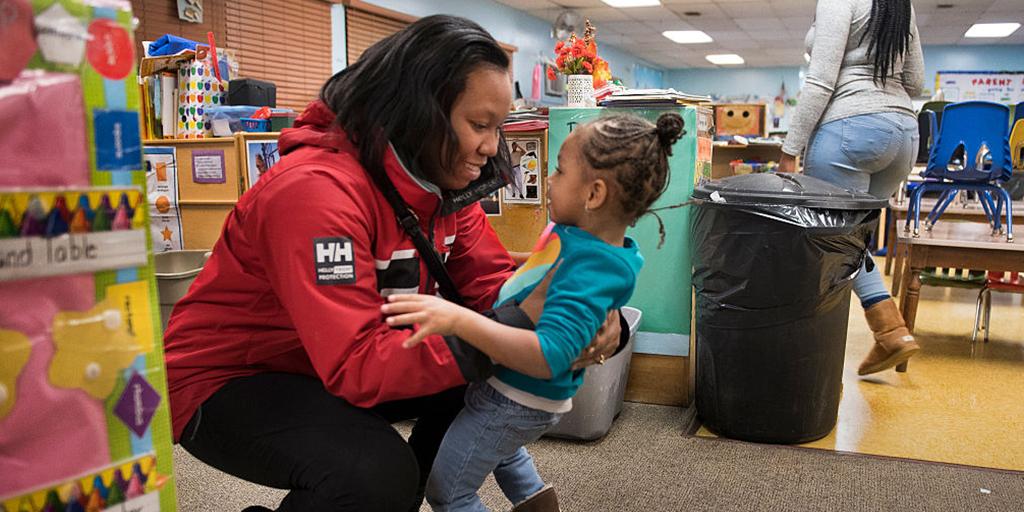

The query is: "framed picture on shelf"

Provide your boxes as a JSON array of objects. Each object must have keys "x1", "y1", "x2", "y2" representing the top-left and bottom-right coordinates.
[
  {"x1": 544, "y1": 63, "x2": 564, "y2": 97},
  {"x1": 244, "y1": 140, "x2": 280, "y2": 189},
  {"x1": 504, "y1": 138, "x2": 542, "y2": 205}
]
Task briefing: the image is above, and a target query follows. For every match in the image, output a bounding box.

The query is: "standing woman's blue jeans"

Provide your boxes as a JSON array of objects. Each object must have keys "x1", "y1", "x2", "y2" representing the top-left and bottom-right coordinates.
[{"x1": 803, "y1": 112, "x2": 920, "y2": 308}]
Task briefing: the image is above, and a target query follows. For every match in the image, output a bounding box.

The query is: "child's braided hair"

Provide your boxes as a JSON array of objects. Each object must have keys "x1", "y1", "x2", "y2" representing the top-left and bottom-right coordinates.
[{"x1": 579, "y1": 112, "x2": 686, "y2": 245}]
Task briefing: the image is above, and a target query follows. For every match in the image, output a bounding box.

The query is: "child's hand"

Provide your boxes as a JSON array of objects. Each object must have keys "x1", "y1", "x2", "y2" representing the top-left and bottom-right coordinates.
[{"x1": 381, "y1": 294, "x2": 469, "y2": 348}]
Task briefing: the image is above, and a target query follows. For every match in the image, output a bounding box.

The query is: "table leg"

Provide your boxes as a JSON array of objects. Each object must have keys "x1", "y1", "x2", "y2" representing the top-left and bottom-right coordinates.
[
  {"x1": 896, "y1": 263, "x2": 923, "y2": 373},
  {"x1": 891, "y1": 237, "x2": 905, "y2": 297},
  {"x1": 903, "y1": 266, "x2": 922, "y2": 333},
  {"x1": 885, "y1": 208, "x2": 896, "y2": 275}
]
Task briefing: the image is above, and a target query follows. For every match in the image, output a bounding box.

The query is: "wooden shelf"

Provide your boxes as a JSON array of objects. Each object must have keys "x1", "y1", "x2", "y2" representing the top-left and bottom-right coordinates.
[{"x1": 711, "y1": 143, "x2": 786, "y2": 179}]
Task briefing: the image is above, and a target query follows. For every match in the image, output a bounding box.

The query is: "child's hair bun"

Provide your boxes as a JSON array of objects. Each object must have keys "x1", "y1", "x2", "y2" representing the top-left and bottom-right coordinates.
[{"x1": 655, "y1": 113, "x2": 685, "y2": 155}]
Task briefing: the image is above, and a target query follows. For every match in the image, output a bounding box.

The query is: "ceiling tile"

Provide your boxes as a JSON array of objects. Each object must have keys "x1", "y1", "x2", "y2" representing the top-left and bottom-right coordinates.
[
  {"x1": 919, "y1": 31, "x2": 964, "y2": 45},
  {"x1": 703, "y1": 30, "x2": 750, "y2": 41},
  {"x1": 771, "y1": 6, "x2": 816, "y2": 18},
  {"x1": 664, "y1": 2, "x2": 729, "y2": 18},
  {"x1": 734, "y1": 17, "x2": 783, "y2": 31},
  {"x1": 745, "y1": 30, "x2": 791, "y2": 41},
  {"x1": 977, "y1": 11, "x2": 1024, "y2": 23},
  {"x1": 599, "y1": 20, "x2": 651, "y2": 33},
  {"x1": 600, "y1": 33, "x2": 637, "y2": 46},
  {"x1": 719, "y1": 2, "x2": 774, "y2": 17},
  {"x1": 492, "y1": 0, "x2": 558, "y2": 8},
  {"x1": 576, "y1": 7, "x2": 633, "y2": 22},
  {"x1": 686, "y1": 18, "x2": 741, "y2": 31},
  {"x1": 624, "y1": 5, "x2": 683, "y2": 21},
  {"x1": 768, "y1": 0, "x2": 817, "y2": 8},
  {"x1": 718, "y1": 38, "x2": 763, "y2": 50},
  {"x1": 554, "y1": 0, "x2": 608, "y2": 7},
  {"x1": 631, "y1": 31, "x2": 674, "y2": 44},
  {"x1": 781, "y1": 16, "x2": 812, "y2": 30},
  {"x1": 987, "y1": 0, "x2": 1023, "y2": 9},
  {"x1": 644, "y1": 19, "x2": 697, "y2": 32}
]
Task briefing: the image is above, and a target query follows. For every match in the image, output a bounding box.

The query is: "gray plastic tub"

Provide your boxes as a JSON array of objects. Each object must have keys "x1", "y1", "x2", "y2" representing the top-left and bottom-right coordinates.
[
  {"x1": 545, "y1": 306, "x2": 641, "y2": 441},
  {"x1": 155, "y1": 250, "x2": 210, "y2": 330}
]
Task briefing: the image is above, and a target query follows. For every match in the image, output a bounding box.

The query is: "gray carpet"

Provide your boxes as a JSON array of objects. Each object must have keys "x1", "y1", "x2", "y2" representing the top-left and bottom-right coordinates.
[{"x1": 174, "y1": 403, "x2": 1024, "y2": 511}]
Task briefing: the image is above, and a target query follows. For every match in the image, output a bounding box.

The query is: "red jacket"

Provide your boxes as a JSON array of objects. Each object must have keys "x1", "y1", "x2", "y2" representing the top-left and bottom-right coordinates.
[{"x1": 164, "y1": 101, "x2": 517, "y2": 440}]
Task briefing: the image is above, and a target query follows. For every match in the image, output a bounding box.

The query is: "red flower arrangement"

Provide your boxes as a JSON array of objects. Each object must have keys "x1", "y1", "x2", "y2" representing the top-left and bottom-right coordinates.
[{"x1": 547, "y1": 20, "x2": 612, "y2": 88}]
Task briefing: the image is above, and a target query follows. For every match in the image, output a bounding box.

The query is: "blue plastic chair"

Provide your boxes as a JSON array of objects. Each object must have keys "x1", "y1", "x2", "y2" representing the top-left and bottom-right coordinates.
[{"x1": 905, "y1": 101, "x2": 1014, "y2": 242}]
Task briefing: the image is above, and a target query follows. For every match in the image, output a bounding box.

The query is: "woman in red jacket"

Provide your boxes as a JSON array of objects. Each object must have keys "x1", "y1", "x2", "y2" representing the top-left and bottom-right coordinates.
[{"x1": 164, "y1": 15, "x2": 622, "y2": 512}]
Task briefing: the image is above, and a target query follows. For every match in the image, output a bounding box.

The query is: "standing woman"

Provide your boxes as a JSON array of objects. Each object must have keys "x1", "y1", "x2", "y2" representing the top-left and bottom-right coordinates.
[{"x1": 780, "y1": 0, "x2": 924, "y2": 375}]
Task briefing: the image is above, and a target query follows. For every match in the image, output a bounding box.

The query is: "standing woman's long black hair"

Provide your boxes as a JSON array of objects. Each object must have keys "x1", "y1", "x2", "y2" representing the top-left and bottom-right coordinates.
[
  {"x1": 320, "y1": 15, "x2": 511, "y2": 189},
  {"x1": 861, "y1": 0, "x2": 913, "y2": 85}
]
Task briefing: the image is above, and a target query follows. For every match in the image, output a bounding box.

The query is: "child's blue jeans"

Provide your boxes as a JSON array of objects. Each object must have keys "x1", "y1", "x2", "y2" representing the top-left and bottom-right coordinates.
[{"x1": 425, "y1": 382, "x2": 562, "y2": 512}]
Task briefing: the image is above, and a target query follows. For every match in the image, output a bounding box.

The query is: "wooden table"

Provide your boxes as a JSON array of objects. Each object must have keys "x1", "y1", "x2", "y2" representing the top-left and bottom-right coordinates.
[
  {"x1": 895, "y1": 222, "x2": 1024, "y2": 341},
  {"x1": 884, "y1": 197, "x2": 1024, "y2": 278}
]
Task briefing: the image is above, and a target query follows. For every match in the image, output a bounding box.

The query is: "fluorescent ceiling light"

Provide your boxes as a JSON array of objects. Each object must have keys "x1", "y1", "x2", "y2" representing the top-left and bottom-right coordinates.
[
  {"x1": 964, "y1": 23, "x2": 1020, "y2": 38},
  {"x1": 663, "y1": 30, "x2": 713, "y2": 44},
  {"x1": 602, "y1": 0, "x2": 661, "y2": 7},
  {"x1": 706, "y1": 54, "x2": 744, "y2": 65}
]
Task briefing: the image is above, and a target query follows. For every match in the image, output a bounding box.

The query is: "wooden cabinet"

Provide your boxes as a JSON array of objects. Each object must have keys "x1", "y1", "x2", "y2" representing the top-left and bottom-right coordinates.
[{"x1": 145, "y1": 132, "x2": 280, "y2": 250}]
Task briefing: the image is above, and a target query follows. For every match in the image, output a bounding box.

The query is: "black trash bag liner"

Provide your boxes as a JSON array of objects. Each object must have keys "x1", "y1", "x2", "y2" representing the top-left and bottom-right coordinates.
[
  {"x1": 690, "y1": 174, "x2": 881, "y2": 444},
  {"x1": 692, "y1": 203, "x2": 878, "y2": 329}
]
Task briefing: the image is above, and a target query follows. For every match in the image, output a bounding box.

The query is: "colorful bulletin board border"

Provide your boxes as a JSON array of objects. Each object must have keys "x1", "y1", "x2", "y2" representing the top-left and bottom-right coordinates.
[{"x1": 0, "y1": 453, "x2": 168, "y2": 511}]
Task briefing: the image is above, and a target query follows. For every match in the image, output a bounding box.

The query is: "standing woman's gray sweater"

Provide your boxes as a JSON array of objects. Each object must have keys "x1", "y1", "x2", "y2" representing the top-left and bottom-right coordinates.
[{"x1": 782, "y1": 0, "x2": 925, "y2": 157}]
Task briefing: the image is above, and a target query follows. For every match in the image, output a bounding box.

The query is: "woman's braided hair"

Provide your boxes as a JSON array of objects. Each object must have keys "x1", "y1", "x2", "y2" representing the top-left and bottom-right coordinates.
[
  {"x1": 579, "y1": 112, "x2": 685, "y2": 245},
  {"x1": 860, "y1": 0, "x2": 913, "y2": 86}
]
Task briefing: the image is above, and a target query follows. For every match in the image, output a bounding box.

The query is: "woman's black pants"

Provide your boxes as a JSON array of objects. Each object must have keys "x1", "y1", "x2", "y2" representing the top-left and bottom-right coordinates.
[{"x1": 179, "y1": 372, "x2": 466, "y2": 511}]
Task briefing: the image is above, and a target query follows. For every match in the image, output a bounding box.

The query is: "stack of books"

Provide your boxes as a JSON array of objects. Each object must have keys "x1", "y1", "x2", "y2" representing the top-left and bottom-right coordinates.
[
  {"x1": 599, "y1": 88, "x2": 711, "y2": 108},
  {"x1": 504, "y1": 108, "x2": 549, "y2": 131}
]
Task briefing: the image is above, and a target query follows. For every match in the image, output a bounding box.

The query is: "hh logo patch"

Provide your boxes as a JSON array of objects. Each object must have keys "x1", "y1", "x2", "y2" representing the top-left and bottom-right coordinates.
[{"x1": 314, "y1": 237, "x2": 356, "y2": 285}]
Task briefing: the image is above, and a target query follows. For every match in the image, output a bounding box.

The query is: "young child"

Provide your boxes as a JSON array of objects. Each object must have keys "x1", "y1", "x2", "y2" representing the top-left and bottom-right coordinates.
[{"x1": 382, "y1": 112, "x2": 685, "y2": 512}]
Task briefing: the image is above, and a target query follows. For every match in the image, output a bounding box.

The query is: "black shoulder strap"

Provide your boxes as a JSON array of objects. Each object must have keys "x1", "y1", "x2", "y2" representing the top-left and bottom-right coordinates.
[{"x1": 368, "y1": 168, "x2": 466, "y2": 307}]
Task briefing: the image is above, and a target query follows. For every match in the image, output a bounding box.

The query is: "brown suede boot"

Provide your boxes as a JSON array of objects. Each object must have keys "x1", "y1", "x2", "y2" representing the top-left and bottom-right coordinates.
[
  {"x1": 858, "y1": 298, "x2": 921, "y2": 376},
  {"x1": 511, "y1": 485, "x2": 560, "y2": 512}
]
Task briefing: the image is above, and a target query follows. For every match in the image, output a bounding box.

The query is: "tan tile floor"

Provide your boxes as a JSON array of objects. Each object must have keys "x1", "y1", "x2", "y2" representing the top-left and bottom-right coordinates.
[{"x1": 699, "y1": 259, "x2": 1024, "y2": 470}]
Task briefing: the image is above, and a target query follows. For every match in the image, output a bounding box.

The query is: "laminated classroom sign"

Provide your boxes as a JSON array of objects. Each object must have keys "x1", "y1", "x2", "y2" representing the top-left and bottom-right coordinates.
[
  {"x1": 2, "y1": 2, "x2": 177, "y2": 509},
  {"x1": 26, "y1": 0, "x2": 146, "y2": 189},
  {"x1": 144, "y1": 147, "x2": 184, "y2": 253},
  {"x1": 0, "y1": 188, "x2": 176, "y2": 511}
]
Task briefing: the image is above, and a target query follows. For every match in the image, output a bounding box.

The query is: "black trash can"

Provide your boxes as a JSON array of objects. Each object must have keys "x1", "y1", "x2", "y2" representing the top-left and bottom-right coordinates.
[{"x1": 691, "y1": 173, "x2": 887, "y2": 444}]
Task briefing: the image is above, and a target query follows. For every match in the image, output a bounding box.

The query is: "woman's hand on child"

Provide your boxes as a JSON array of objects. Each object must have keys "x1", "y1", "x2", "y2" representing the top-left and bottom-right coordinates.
[
  {"x1": 382, "y1": 294, "x2": 469, "y2": 348},
  {"x1": 519, "y1": 260, "x2": 562, "y2": 324},
  {"x1": 571, "y1": 310, "x2": 621, "y2": 370}
]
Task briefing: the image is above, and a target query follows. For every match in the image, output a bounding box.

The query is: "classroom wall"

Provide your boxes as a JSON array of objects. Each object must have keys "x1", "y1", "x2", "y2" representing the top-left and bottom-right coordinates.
[
  {"x1": 922, "y1": 45, "x2": 1024, "y2": 93},
  {"x1": 666, "y1": 67, "x2": 803, "y2": 99},
  {"x1": 336, "y1": 0, "x2": 663, "y2": 102},
  {"x1": 665, "y1": 45, "x2": 1024, "y2": 99}
]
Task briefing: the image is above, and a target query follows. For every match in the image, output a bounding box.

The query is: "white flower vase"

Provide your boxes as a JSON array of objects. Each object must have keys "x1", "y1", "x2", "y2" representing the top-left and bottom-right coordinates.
[{"x1": 566, "y1": 74, "x2": 595, "y2": 107}]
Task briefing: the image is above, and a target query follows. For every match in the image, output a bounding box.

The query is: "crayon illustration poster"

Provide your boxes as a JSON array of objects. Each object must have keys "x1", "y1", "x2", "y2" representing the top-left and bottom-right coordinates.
[{"x1": 145, "y1": 147, "x2": 183, "y2": 253}]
